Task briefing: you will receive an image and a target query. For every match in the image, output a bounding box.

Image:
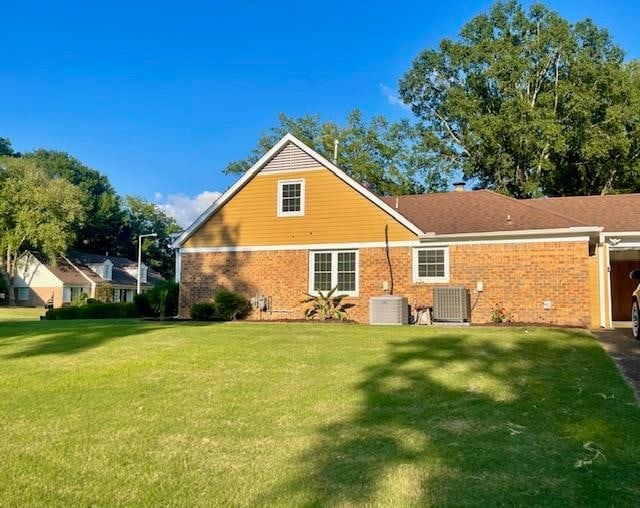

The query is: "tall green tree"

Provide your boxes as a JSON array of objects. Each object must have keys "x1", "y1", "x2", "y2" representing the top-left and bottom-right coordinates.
[
  {"x1": 0, "y1": 138, "x2": 15, "y2": 157},
  {"x1": 399, "y1": 0, "x2": 640, "y2": 197},
  {"x1": 119, "y1": 196, "x2": 181, "y2": 278},
  {"x1": 23, "y1": 150, "x2": 124, "y2": 253},
  {"x1": 225, "y1": 110, "x2": 448, "y2": 195},
  {"x1": 0, "y1": 157, "x2": 85, "y2": 303}
]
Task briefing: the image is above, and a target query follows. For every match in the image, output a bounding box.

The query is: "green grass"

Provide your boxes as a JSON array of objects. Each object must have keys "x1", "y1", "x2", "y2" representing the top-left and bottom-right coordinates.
[
  {"x1": 0, "y1": 321, "x2": 639, "y2": 506},
  {"x1": 0, "y1": 306, "x2": 44, "y2": 321}
]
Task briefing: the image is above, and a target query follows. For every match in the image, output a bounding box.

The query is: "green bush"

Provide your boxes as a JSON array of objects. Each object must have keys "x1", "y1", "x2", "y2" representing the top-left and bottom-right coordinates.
[
  {"x1": 213, "y1": 288, "x2": 251, "y2": 321},
  {"x1": 134, "y1": 292, "x2": 154, "y2": 317},
  {"x1": 86, "y1": 298, "x2": 99, "y2": 305},
  {"x1": 46, "y1": 302, "x2": 137, "y2": 320},
  {"x1": 190, "y1": 302, "x2": 216, "y2": 321},
  {"x1": 147, "y1": 281, "x2": 179, "y2": 319},
  {"x1": 71, "y1": 292, "x2": 89, "y2": 307}
]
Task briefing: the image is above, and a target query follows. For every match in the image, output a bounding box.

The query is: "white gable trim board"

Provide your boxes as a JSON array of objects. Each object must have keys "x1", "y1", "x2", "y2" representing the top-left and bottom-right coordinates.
[{"x1": 172, "y1": 133, "x2": 424, "y2": 248}]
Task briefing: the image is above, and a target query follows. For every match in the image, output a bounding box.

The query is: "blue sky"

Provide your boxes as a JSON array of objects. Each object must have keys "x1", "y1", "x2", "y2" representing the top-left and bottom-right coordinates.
[{"x1": 2, "y1": 0, "x2": 639, "y2": 225}]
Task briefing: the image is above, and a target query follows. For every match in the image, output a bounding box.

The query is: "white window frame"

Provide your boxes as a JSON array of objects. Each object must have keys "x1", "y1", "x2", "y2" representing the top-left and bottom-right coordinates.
[
  {"x1": 102, "y1": 260, "x2": 113, "y2": 281},
  {"x1": 140, "y1": 264, "x2": 148, "y2": 284},
  {"x1": 413, "y1": 246, "x2": 450, "y2": 283},
  {"x1": 308, "y1": 250, "x2": 359, "y2": 296},
  {"x1": 277, "y1": 179, "x2": 305, "y2": 217},
  {"x1": 63, "y1": 287, "x2": 72, "y2": 303},
  {"x1": 17, "y1": 287, "x2": 29, "y2": 301}
]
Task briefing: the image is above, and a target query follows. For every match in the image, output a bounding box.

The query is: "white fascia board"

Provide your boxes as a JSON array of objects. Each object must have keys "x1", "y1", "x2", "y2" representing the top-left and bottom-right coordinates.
[
  {"x1": 172, "y1": 133, "x2": 423, "y2": 248},
  {"x1": 419, "y1": 226, "x2": 603, "y2": 243},
  {"x1": 181, "y1": 240, "x2": 420, "y2": 254}
]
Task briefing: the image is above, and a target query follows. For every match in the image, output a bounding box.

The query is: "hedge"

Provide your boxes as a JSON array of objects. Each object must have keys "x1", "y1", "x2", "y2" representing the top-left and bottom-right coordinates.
[
  {"x1": 46, "y1": 302, "x2": 137, "y2": 320},
  {"x1": 190, "y1": 288, "x2": 251, "y2": 321}
]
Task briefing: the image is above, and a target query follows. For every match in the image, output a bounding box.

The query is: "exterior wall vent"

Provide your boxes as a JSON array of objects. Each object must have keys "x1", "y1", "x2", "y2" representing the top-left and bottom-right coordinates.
[
  {"x1": 433, "y1": 287, "x2": 471, "y2": 322},
  {"x1": 369, "y1": 296, "x2": 408, "y2": 325}
]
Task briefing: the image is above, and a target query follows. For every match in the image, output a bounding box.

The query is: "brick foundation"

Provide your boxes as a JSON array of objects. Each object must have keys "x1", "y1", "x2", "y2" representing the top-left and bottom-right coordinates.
[{"x1": 179, "y1": 240, "x2": 592, "y2": 327}]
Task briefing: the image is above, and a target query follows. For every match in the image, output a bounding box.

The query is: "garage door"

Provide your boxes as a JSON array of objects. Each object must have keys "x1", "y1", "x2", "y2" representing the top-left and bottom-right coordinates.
[{"x1": 610, "y1": 260, "x2": 640, "y2": 321}]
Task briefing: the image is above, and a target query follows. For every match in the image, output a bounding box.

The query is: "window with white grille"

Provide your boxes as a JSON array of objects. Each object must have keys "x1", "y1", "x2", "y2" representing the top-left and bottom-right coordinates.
[
  {"x1": 413, "y1": 247, "x2": 450, "y2": 283},
  {"x1": 277, "y1": 179, "x2": 305, "y2": 216},
  {"x1": 309, "y1": 251, "x2": 358, "y2": 295}
]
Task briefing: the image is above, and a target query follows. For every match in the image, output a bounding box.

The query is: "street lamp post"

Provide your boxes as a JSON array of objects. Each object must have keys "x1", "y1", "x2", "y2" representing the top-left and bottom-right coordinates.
[{"x1": 137, "y1": 233, "x2": 158, "y2": 294}]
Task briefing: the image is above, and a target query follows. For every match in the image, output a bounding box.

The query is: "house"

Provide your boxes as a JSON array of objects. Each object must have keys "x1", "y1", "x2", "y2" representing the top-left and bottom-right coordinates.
[
  {"x1": 13, "y1": 251, "x2": 163, "y2": 307},
  {"x1": 172, "y1": 133, "x2": 640, "y2": 328}
]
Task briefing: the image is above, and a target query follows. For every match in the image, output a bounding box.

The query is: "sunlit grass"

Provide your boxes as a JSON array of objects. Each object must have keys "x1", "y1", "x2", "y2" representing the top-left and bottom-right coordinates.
[
  {"x1": 0, "y1": 306, "x2": 44, "y2": 321},
  {"x1": 0, "y1": 321, "x2": 638, "y2": 506}
]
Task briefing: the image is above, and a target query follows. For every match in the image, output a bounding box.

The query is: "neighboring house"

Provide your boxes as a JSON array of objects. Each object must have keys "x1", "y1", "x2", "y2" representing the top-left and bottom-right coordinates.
[
  {"x1": 172, "y1": 133, "x2": 640, "y2": 328},
  {"x1": 13, "y1": 251, "x2": 163, "y2": 307}
]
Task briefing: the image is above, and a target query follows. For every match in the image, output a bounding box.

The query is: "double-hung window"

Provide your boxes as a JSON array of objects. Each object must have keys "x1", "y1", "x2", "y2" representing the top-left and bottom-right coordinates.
[
  {"x1": 310, "y1": 251, "x2": 358, "y2": 296},
  {"x1": 413, "y1": 247, "x2": 450, "y2": 283},
  {"x1": 277, "y1": 179, "x2": 305, "y2": 217}
]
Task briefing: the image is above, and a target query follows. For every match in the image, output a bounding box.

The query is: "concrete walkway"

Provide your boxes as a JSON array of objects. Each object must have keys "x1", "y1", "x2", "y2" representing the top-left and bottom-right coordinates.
[{"x1": 592, "y1": 324, "x2": 640, "y2": 400}]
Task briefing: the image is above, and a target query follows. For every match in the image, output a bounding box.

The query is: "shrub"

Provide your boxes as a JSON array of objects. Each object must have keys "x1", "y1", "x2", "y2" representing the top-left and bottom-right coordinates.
[
  {"x1": 86, "y1": 298, "x2": 100, "y2": 305},
  {"x1": 302, "y1": 286, "x2": 354, "y2": 321},
  {"x1": 147, "y1": 281, "x2": 179, "y2": 320},
  {"x1": 95, "y1": 284, "x2": 113, "y2": 303},
  {"x1": 71, "y1": 292, "x2": 89, "y2": 307},
  {"x1": 46, "y1": 302, "x2": 137, "y2": 320},
  {"x1": 46, "y1": 306, "x2": 79, "y2": 320},
  {"x1": 134, "y1": 292, "x2": 154, "y2": 317},
  {"x1": 213, "y1": 288, "x2": 250, "y2": 321},
  {"x1": 190, "y1": 302, "x2": 216, "y2": 321},
  {"x1": 491, "y1": 303, "x2": 513, "y2": 323}
]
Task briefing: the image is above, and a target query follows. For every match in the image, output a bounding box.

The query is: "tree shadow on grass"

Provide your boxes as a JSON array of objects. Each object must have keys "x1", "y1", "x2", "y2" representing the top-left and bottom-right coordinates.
[
  {"x1": 0, "y1": 320, "x2": 166, "y2": 359},
  {"x1": 261, "y1": 329, "x2": 640, "y2": 506}
]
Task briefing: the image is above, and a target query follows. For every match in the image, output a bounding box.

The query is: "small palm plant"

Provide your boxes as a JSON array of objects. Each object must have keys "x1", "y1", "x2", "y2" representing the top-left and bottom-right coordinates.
[{"x1": 302, "y1": 286, "x2": 354, "y2": 321}]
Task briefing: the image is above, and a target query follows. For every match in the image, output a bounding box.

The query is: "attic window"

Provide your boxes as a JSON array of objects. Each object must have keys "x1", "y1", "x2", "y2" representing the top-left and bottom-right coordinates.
[
  {"x1": 277, "y1": 179, "x2": 305, "y2": 217},
  {"x1": 102, "y1": 261, "x2": 113, "y2": 281}
]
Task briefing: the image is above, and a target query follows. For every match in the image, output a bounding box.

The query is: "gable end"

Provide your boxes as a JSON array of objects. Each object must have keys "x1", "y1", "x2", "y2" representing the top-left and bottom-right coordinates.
[{"x1": 262, "y1": 142, "x2": 320, "y2": 172}]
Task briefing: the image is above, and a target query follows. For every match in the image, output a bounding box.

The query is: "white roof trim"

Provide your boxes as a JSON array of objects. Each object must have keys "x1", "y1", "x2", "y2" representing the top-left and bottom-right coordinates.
[
  {"x1": 419, "y1": 226, "x2": 603, "y2": 242},
  {"x1": 172, "y1": 133, "x2": 423, "y2": 248}
]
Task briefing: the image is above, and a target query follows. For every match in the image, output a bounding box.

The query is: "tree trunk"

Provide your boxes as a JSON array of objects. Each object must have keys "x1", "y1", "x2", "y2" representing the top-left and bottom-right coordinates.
[{"x1": 3, "y1": 246, "x2": 15, "y2": 306}]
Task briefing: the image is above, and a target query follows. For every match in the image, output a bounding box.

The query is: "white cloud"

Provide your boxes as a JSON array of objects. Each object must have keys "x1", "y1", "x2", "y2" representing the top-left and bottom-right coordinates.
[
  {"x1": 380, "y1": 84, "x2": 410, "y2": 111},
  {"x1": 156, "y1": 190, "x2": 222, "y2": 228}
]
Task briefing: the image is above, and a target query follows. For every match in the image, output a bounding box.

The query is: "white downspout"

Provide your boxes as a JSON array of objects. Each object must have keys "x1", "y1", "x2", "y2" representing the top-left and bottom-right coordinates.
[{"x1": 598, "y1": 243, "x2": 606, "y2": 328}]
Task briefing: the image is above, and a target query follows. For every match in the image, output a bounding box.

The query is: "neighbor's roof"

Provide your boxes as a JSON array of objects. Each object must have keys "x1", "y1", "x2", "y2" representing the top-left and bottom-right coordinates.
[
  {"x1": 528, "y1": 194, "x2": 640, "y2": 233},
  {"x1": 29, "y1": 252, "x2": 90, "y2": 285},
  {"x1": 29, "y1": 251, "x2": 164, "y2": 287},
  {"x1": 66, "y1": 251, "x2": 164, "y2": 287},
  {"x1": 381, "y1": 190, "x2": 591, "y2": 235}
]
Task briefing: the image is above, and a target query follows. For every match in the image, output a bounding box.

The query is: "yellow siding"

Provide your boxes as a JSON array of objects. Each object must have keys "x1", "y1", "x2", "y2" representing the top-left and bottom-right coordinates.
[{"x1": 185, "y1": 167, "x2": 416, "y2": 248}]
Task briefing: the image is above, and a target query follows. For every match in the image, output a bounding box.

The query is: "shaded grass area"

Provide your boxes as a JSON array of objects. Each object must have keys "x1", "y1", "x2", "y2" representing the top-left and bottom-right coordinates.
[
  {"x1": 0, "y1": 306, "x2": 44, "y2": 321},
  {"x1": 0, "y1": 321, "x2": 639, "y2": 506}
]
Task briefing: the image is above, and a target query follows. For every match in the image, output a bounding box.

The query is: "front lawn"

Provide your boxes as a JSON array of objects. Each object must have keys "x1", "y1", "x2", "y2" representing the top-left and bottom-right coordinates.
[
  {"x1": 0, "y1": 306, "x2": 44, "y2": 321},
  {"x1": 0, "y1": 321, "x2": 638, "y2": 506}
]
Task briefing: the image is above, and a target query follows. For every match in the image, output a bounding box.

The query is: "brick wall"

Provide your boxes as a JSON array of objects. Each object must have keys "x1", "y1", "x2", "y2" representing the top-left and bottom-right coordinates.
[
  {"x1": 15, "y1": 286, "x2": 61, "y2": 308},
  {"x1": 179, "y1": 240, "x2": 592, "y2": 326}
]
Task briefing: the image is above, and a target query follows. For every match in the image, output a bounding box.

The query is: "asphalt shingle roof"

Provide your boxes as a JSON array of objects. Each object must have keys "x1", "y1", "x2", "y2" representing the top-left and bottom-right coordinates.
[
  {"x1": 32, "y1": 251, "x2": 164, "y2": 286},
  {"x1": 528, "y1": 194, "x2": 640, "y2": 232},
  {"x1": 381, "y1": 190, "x2": 593, "y2": 234}
]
